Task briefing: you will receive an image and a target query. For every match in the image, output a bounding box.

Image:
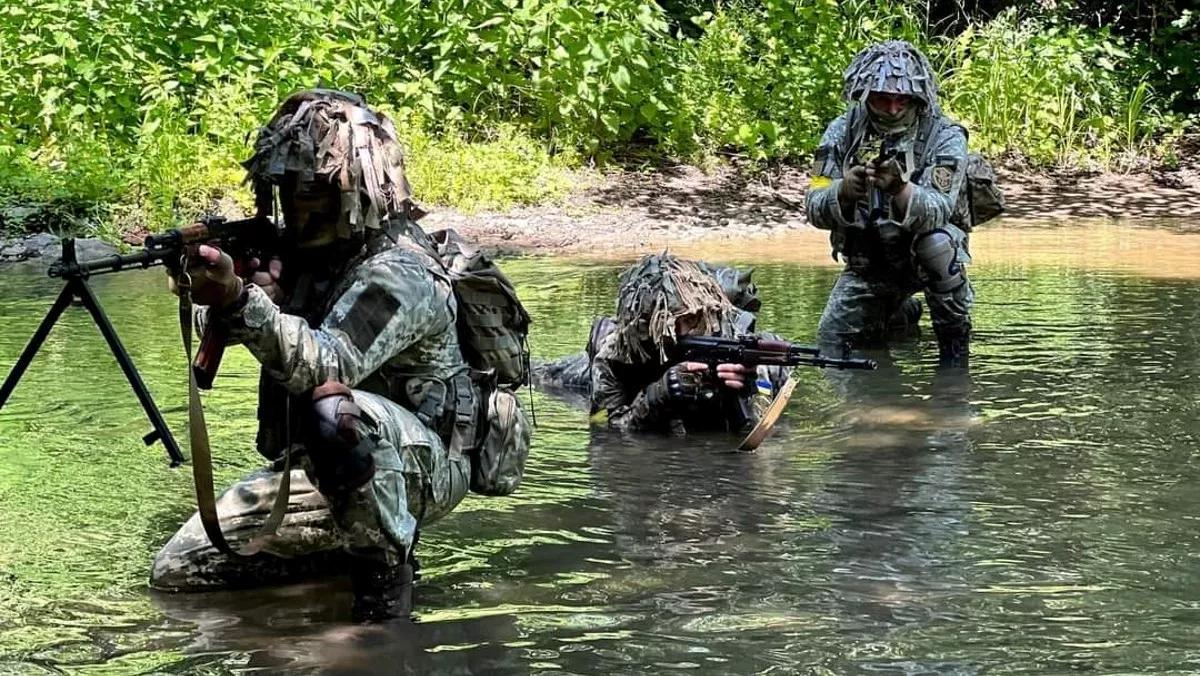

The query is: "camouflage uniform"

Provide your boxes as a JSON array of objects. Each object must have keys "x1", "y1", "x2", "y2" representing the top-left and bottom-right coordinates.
[
  {"x1": 152, "y1": 91, "x2": 477, "y2": 596},
  {"x1": 806, "y1": 41, "x2": 974, "y2": 365},
  {"x1": 153, "y1": 227, "x2": 472, "y2": 588}
]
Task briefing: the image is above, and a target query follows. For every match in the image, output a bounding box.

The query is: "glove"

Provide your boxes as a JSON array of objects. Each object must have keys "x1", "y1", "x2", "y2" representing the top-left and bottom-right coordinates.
[
  {"x1": 838, "y1": 165, "x2": 870, "y2": 204},
  {"x1": 643, "y1": 363, "x2": 715, "y2": 409},
  {"x1": 174, "y1": 244, "x2": 244, "y2": 309},
  {"x1": 870, "y1": 155, "x2": 906, "y2": 195}
]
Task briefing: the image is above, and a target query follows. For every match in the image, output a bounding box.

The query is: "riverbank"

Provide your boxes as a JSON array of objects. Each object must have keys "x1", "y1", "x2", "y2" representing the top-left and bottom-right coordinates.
[
  {"x1": 3, "y1": 160, "x2": 1199, "y2": 266},
  {"x1": 426, "y1": 160, "x2": 1200, "y2": 257}
]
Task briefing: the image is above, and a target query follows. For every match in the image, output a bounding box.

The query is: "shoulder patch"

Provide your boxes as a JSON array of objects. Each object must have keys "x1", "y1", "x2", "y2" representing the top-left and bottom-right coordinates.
[
  {"x1": 341, "y1": 282, "x2": 401, "y2": 353},
  {"x1": 932, "y1": 166, "x2": 954, "y2": 193}
]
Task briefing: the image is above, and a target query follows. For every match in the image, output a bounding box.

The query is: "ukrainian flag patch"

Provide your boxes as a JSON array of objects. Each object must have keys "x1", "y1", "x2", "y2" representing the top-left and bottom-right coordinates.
[{"x1": 756, "y1": 378, "x2": 774, "y2": 397}]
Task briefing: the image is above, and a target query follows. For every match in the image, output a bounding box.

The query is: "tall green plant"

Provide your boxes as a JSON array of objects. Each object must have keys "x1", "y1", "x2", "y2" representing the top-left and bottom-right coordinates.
[
  {"x1": 935, "y1": 9, "x2": 1171, "y2": 167},
  {"x1": 673, "y1": 0, "x2": 924, "y2": 159}
]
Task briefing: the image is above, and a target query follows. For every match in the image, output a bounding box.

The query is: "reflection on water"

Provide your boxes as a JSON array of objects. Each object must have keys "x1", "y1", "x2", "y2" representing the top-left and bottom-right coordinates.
[{"x1": 2, "y1": 223, "x2": 1200, "y2": 673}]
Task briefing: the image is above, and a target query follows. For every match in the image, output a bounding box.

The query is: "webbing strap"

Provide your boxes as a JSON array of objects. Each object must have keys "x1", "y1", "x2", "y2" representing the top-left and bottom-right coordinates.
[{"x1": 178, "y1": 268, "x2": 292, "y2": 557}]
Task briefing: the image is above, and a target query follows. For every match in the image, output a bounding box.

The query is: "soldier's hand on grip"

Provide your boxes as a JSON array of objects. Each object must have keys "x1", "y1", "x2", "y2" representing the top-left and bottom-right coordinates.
[
  {"x1": 181, "y1": 244, "x2": 244, "y2": 309},
  {"x1": 839, "y1": 165, "x2": 870, "y2": 203},
  {"x1": 868, "y1": 156, "x2": 905, "y2": 195},
  {"x1": 247, "y1": 256, "x2": 285, "y2": 304},
  {"x1": 715, "y1": 363, "x2": 749, "y2": 390}
]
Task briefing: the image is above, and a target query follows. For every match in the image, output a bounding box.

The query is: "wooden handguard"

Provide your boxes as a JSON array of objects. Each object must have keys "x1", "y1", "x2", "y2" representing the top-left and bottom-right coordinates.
[{"x1": 192, "y1": 321, "x2": 229, "y2": 390}]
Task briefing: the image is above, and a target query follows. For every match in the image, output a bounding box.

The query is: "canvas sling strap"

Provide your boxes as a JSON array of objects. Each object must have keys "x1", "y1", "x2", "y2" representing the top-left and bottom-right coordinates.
[
  {"x1": 738, "y1": 368, "x2": 800, "y2": 451},
  {"x1": 177, "y1": 265, "x2": 293, "y2": 557}
]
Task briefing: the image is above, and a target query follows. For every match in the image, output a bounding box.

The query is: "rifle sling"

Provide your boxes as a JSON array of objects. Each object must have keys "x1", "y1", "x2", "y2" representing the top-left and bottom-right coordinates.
[
  {"x1": 178, "y1": 272, "x2": 292, "y2": 557},
  {"x1": 738, "y1": 368, "x2": 800, "y2": 451}
]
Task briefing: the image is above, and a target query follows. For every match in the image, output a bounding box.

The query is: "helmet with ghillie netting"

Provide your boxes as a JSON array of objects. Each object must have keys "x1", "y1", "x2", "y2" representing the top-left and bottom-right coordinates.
[
  {"x1": 611, "y1": 254, "x2": 736, "y2": 364},
  {"x1": 242, "y1": 89, "x2": 420, "y2": 239},
  {"x1": 843, "y1": 40, "x2": 941, "y2": 113}
]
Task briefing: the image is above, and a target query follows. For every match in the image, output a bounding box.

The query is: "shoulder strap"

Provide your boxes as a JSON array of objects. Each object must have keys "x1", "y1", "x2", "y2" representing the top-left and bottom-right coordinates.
[{"x1": 179, "y1": 271, "x2": 292, "y2": 558}]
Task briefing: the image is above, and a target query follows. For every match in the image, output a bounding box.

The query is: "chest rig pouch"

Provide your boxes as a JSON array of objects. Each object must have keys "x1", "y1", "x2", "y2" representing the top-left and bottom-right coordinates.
[
  {"x1": 840, "y1": 122, "x2": 919, "y2": 277},
  {"x1": 412, "y1": 368, "x2": 530, "y2": 497},
  {"x1": 401, "y1": 298, "x2": 531, "y2": 497}
]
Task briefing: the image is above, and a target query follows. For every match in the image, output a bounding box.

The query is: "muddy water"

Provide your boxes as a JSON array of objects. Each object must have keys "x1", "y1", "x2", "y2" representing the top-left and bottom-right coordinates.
[{"x1": 1, "y1": 222, "x2": 1199, "y2": 674}]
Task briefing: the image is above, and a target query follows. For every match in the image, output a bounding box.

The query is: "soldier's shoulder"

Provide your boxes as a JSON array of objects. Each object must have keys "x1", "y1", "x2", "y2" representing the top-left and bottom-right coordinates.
[
  {"x1": 592, "y1": 330, "x2": 623, "y2": 362},
  {"x1": 925, "y1": 115, "x2": 968, "y2": 156},
  {"x1": 821, "y1": 112, "x2": 854, "y2": 140},
  {"x1": 361, "y1": 241, "x2": 443, "y2": 276},
  {"x1": 933, "y1": 114, "x2": 968, "y2": 142}
]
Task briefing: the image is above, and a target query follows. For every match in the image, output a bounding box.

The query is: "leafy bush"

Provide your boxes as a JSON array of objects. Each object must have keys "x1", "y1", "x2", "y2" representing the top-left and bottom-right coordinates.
[
  {"x1": 672, "y1": 0, "x2": 924, "y2": 159},
  {"x1": 935, "y1": 10, "x2": 1178, "y2": 167},
  {"x1": 0, "y1": 0, "x2": 1192, "y2": 242}
]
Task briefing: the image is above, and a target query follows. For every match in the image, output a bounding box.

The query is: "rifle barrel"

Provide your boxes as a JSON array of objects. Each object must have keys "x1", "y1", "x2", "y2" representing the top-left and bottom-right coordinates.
[
  {"x1": 48, "y1": 249, "x2": 166, "y2": 278},
  {"x1": 794, "y1": 355, "x2": 877, "y2": 370}
]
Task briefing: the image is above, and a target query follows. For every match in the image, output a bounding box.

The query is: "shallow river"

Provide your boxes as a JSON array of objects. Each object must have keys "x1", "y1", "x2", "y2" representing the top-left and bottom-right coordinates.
[{"x1": 1, "y1": 221, "x2": 1199, "y2": 674}]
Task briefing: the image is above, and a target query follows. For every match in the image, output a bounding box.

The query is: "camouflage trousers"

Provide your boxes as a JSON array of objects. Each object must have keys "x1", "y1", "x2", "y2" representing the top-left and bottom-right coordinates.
[
  {"x1": 150, "y1": 390, "x2": 470, "y2": 591},
  {"x1": 816, "y1": 267, "x2": 973, "y2": 347}
]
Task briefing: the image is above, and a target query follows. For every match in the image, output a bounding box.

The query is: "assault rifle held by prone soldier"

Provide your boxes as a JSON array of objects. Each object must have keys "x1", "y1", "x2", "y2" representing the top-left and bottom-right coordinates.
[
  {"x1": 675, "y1": 335, "x2": 877, "y2": 373},
  {"x1": 671, "y1": 335, "x2": 877, "y2": 434}
]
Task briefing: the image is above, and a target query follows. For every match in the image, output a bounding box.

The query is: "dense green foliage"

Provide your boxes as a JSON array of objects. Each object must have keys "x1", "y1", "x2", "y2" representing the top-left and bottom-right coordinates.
[{"x1": 0, "y1": 0, "x2": 1192, "y2": 237}]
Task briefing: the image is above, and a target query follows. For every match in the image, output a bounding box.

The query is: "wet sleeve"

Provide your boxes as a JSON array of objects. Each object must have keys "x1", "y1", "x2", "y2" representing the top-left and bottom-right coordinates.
[
  {"x1": 900, "y1": 124, "x2": 968, "y2": 234},
  {"x1": 589, "y1": 356, "x2": 628, "y2": 417},
  {"x1": 805, "y1": 116, "x2": 862, "y2": 231},
  {"x1": 226, "y1": 256, "x2": 454, "y2": 393},
  {"x1": 589, "y1": 357, "x2": 667, "y2": 432}
]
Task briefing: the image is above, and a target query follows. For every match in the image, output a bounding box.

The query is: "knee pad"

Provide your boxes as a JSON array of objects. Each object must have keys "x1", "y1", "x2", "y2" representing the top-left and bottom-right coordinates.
[
  {"x1": 308, "y1": 381, "x2": 376, "y2": 495},
  {"x1": 914, "y1": 229, "x2": 966, "y2": 294}
]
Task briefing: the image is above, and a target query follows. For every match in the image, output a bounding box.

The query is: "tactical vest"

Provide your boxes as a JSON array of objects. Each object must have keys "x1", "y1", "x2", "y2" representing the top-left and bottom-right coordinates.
[{"x1": 835, "y1": 106, "x2": 1004, "y2": 232}]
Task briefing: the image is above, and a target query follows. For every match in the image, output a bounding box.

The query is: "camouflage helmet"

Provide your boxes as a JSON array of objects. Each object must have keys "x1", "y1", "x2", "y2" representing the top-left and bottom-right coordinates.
[
  {"x1": 612, "y1": 253, "x2": 736, "y2": 363},
  {"x1": 242, "y1": 89, "x2": 418, "y2": 239},
  {"x1": 843, "y1": 40, "x2": 940, "y2": 112}
]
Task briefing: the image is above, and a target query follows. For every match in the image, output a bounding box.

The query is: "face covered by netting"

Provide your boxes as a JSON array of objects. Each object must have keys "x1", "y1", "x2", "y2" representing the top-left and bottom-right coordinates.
[
  {"x1": 611, "y1": 254, "x2": 737, "y2": 364},
  {"x1": 241, "y1": 89, "x2": 418, "y2": 242}
]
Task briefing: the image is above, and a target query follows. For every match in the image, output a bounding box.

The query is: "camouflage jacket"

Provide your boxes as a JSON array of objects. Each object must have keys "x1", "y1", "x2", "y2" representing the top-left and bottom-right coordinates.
[
  {"x1": 806, "y1": 108, "x2": 969, "y2": 265},
  {"x1": 203, "y1": 224, "x2": 470, "y2": 457}
]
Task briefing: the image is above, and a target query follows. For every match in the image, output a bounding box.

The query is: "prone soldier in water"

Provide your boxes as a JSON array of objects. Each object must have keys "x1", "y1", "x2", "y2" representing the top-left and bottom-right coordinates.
[
  {"x1": 151, "y1": 90, "x2": 531, "y2": 622},
  {"x1": 537, "y1": 254, "x2": 871, "y2": 436},
  {"x1": 806, "y1": 40, "x2": 977, "y2": 367}
]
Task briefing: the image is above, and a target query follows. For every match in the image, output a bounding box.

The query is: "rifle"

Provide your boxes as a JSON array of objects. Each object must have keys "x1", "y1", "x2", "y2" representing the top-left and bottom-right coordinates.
[
  {"x1": 674, "y1": 335, "x2": 878, "y2": 372},
  {"x1": 145, "y1": 215, "x2": 280, "y2": 389},
  {"x1": 0, "y1": 215, "x2": 279, "y2": 465},
  {"x1": 66, "y1": 214, "x2": 278, "y2": 389},
  {"x1": 670, "y1": 335, "x2": 877, "y2": 436}
]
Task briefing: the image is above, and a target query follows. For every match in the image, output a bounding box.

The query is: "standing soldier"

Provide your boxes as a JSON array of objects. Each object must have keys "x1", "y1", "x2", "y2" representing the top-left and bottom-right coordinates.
[
  {"x1": 152, "y1": 90, "x2": 530, "y2": 622},
  {"x1": 806, "y1": 40, "x2": 973, "y2": 367}
]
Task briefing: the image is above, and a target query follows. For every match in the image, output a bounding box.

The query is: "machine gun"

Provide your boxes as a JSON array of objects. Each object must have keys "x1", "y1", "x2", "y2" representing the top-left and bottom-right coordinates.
[
  {"x1": 669, "y1": 335, "x2": 876, "y2": 438},
  {"x1": 0, "y1": 215, "x2": 278, "y2": 466}
]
